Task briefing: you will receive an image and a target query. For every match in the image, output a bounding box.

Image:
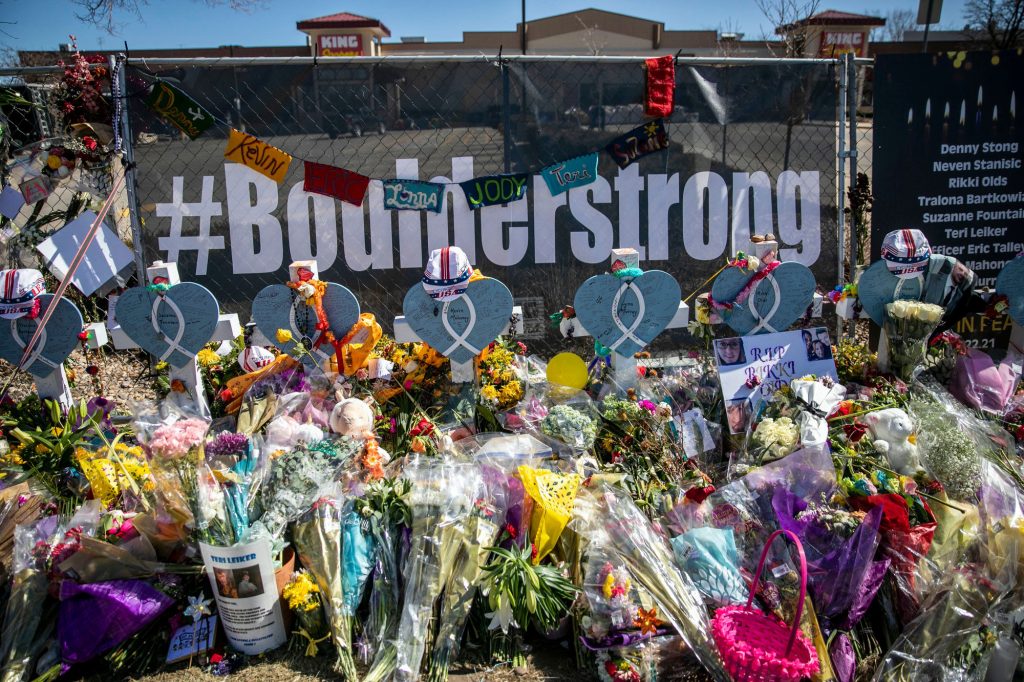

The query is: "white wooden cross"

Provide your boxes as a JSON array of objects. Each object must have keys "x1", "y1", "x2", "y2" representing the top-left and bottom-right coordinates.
[
  {"x1": 562, "y1": 248, "x2": 823, "y2": 391},
  {"x1": 84, "y1": 261, "x2": 240, "y2": 417}
]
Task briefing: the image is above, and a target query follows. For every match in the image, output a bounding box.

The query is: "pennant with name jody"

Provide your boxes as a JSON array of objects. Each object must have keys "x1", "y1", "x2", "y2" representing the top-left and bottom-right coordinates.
[
  {"x1": 304, "y1": 161, "x2": 370, "y2": 206},
  {"x1": 382, "y1": 179, "x2": 445, "y2": 213},
  {"x1": 145, "y1": 81, "x2": 215, "y2": 140},
  {"x1": 224, "y1": 129, "x2": 292, "y2": 183},
  {"x1": 605, "y1": 119, "x2": 669, "y2": 169},
  {"x1": 459, "y1": 173, "x2": 529, "y2": 209},
  {"x1": 540, "y1": 153, "x2": 598, "y2": 196}
]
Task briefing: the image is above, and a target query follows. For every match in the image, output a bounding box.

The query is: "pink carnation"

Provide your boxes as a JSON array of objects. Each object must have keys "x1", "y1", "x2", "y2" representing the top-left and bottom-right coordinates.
[
  {"x1": 638, "y1": 399, "x2": 657, "y2": 413},
  {"x1": 147, "y1": 418, "x2": 209, "y2": 459}
]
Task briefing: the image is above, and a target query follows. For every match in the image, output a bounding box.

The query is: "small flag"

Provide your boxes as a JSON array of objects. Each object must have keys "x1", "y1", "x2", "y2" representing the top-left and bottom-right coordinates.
[
  {"x1": 224, "y1": 129, "x2": 292, "y2": 183},
  {"x1": 382, "y1": 179, "x2": 445, "y2": 213},
  {"x1": 304, "y1": 161, "x2": 370, "y2": 206},
  {"x1": 540, "y1": 153, "x2": 598, "y2": 196},
  {"x1": 605, "y1": 119, "x2": 669, "y2": 169},
  {"x1": 459, "y1": 173, "x2": 529, "y2": 209},
  {"x1": 145, "y1": 81, "x2": 216, "y2": 140}
]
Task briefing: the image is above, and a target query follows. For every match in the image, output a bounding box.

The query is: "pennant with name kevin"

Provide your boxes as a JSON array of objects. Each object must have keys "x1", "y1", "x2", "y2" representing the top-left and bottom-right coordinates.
[
  {"x1": 540, "y1": 153, "x2": 598, "y2": 196},
  {"x1": 304, "y1": 161, "x2": 370, "y2": 206},
  {"x1": 145, "y1": 81, "x2": 215, "y2": 140},
  {"x1": 605, "y1": 119, "x2": 669, "y2": 169},
  {"x1": 224, "y1": 129, "x2": 292, "y2": 183}
]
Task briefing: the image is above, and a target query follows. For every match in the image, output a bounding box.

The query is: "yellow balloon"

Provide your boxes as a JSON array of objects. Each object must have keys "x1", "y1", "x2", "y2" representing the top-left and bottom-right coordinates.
[{"x1": 546, "y1": 352, "x2": 588, "y2": 389}]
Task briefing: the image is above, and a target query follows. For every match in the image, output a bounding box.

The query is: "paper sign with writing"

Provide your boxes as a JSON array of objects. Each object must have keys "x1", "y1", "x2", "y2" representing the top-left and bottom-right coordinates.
[
  {"x1": 116, "y1": 282, "x2": 220, "y2": 368},
  {"x1": 0, "y1": 185, "x2": 25, "y2": 219},
  {"x1": 0, "y1": 294, "x2": 83, "y2": 378},
  {"x1": 712, "y1": 262, "x2": 816, "y2": 335},
  {"x1": 459, "y1": 173, "x2": 528, "y2": 209},
  {"x1": 167, "y1": 615, "x2": 217, "y2": 663},
  {"x1": 540, "y1": 153, "x2": 598, "y2": 196},
  {"x1": 36, "y1": 211, "x2": 135, "y2": 297},
  {"x1": 714, "y1": 327, "x2": 839, "y2": 434},
  {"x1": 146, "y1": 81, "x2": 215, "y2": 140},
  {"x1": 997, "y1": 255, "x2": 1024, "y2": 326},
  {"x1": 605, "y1": 119, "x2": 669, "y2": 169},
  {"x1": 19, "y1": 175, "x2": 51, "y2": 204},
  {"x1": 304, "y1": 161, "x2": 370, "y2": 206},
  {"x1": 573, "y1": 270, "x2": 681, "y2": 358},
  {"x1": 382, "y1": 179, "x2": 445, "y2": 213},
  {"x1": 403, "y1": 277, "x2": 513, "y2": 365},
  {"x1": 224, "y1": 129, "x2": 292, "y2": 183}
]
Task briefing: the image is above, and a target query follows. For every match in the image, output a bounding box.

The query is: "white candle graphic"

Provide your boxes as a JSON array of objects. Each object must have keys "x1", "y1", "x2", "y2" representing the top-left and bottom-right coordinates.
[
  {"x1": 976, "y1": 86, "x2": 983, "y2": 127},
  {"x1": 959, "y1": 100, "x2": 966, "y2": 126},
  {"x1": 943, "y1": 101, "x2": 950, "y2": 139}
]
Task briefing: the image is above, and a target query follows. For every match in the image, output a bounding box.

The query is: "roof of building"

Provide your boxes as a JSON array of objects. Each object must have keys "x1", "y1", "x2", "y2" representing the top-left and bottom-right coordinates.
[
  {"x1": 782, "y1": 9, "x2": 886, "y2": 30},
  {"x1": 296, "y1": 11, "x2": 391, "y2": 36}
]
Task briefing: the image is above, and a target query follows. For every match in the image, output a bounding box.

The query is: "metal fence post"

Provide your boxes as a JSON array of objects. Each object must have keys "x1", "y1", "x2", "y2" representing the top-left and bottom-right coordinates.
[
  {"x1": 846, "y1": 54, "x2": 859, "y2": 277},
  {"x1": 836, "y1": 57, "x2": 847, "y2": 341},
  {"x1": 113, "y1": 54, "x2": 147, "y2": 285},
  {"x1": 501, "y1": 59, "x2": 511, "y2": 173}
]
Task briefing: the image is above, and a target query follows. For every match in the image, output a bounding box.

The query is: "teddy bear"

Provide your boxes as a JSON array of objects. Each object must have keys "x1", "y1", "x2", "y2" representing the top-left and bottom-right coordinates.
[
  {"x1": 330, "y1": 397, "x2": 391, "y2": 467},
  {"x1": 862, "y1": 408, "x2": 922, "y2": 475}
]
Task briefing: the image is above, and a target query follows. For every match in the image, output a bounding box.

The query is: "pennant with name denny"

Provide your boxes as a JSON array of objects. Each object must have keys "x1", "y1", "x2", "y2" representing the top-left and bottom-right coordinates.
[
  {"x1": 145, "y1": 81, "x2": 215, "y2": 140},
  {"x1": 540, "y1": 153, "x2": 598, "y2": 196},
  {"x1": 224, "y1": 129, "x2": 292, "y2": 183},
  {"x1": 382, "y1": 179, "x2": 445, "y2": 213},
  {"x1": 304, "y1": 161, "x2": 370, "y2": 206},
  {"x1": 605, "y1": 119, "x2": 669, "y2": 169},
  {"x1": 459, "y1": 173, "x2": 529, "y2": 210}
]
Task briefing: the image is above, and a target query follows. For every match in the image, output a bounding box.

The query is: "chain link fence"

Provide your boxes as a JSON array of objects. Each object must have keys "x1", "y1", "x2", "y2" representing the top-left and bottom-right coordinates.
[{"x1": 5, "y1": 55, "x2": 851, "y2": 354}]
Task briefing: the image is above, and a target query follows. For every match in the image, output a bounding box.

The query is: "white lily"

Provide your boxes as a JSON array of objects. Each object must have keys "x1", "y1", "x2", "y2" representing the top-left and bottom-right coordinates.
[{"x1": 485, "y1": 593, "x2": 517, "y2": 634}]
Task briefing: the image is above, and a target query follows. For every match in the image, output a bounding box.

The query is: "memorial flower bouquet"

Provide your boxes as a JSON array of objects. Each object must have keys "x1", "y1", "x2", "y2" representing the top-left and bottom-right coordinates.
[
  {"x1": 477, "y1": 338, "x2": 526, "y2": 412},
  {"x1": 282, "y1": 570, "x2": 330, "y2": 657},
  {"x1": 540, "y1": 404, "x2": 597, "y2": 452},
  {"x1": 881, "y1": 300, "x2": 944, "y2": 381},
  {"x1": 749, "y1": 416, "x2": 801, "y2": 465}
]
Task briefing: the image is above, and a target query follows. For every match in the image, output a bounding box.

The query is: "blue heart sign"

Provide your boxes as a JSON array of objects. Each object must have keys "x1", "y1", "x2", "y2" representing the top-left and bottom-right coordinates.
[
  {"x1": 251, "y1": 283, "x2": 360, "y2": 369},
  {"x1": 856, "y1": 259, "x2": 924, "y2": 326},
  {"x1": 573, "y1": 271, "x2": 681, "y2": 357},
  {"x1": 711, "y1": 262, "x2": 816, "y2": 335},
  {"x1": 117, "y1": 283, "x2": 220, "y2": 368},
  {"x1": 996, "y1": 256, "x2": 1024, "y2": 326},
  {"x1": 403, "y1": 278, "x2": 513, "y2": 365},
  {"x1": 0, "y1": 295, "x2": 82, "y2": 378}
]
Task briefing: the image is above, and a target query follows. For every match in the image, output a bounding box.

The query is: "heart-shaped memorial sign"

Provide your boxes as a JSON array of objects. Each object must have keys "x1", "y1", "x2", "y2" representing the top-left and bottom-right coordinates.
[
  {"x1": 711, "y1": 262, "x2": 815, "y2": 335},
  {"x1": 996, "y1": 256, "x2": 1024, "y2": 326},
  {"x1": 573, "y1": 270, "x2": 681, "y2": 357},
  {"x1": 0, "y1": 295, "x2": 82, "y2": 378},
  {"x1": 856, "y1": 259, "x2": 926, "y2": 327},
  {"x1": 252, "y1": 283, "x2": 360, "y2": 369},
  {"x1": 403, "y1": 278, "x2": 513, "y2": 365},
  {"x1": 117, "y1": 283, "x2": 220, "y2": 368}
]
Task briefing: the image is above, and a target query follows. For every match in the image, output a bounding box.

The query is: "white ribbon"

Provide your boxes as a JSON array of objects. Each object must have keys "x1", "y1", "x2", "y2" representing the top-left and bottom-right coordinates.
[
  {"x1": 150, "y1": 295, "x2": 194, "y2": 363},
  {"x1": 287, "y1": 300, "x2": 332, "y2": 364},
  {"x1": 9, "y1": 318, "x2": 58, "y2": 373},
  {"x1": 744, "y1": 275, "x2": 782, "y2": 334},
  {"x1": 607, "y1": 281, "x2": 647, "y2": 352},
  {"x1": 441, "y1": 298, "x2": 483, "y2": 357}
]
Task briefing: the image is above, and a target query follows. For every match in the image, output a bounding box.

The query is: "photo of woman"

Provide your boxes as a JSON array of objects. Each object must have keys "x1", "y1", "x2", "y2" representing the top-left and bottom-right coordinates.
[{"x1": 715, "y1": 337, "x2": 746, "y2": 367}]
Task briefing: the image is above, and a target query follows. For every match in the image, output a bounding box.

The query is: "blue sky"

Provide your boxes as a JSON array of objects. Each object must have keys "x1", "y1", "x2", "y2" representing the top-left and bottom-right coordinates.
[{"x1": 1, "y1": 0, "x2": 969, "y2": 51}]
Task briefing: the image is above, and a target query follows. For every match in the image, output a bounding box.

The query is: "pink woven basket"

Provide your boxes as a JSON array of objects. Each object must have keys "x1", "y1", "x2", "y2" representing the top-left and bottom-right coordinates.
[{"x1": 710, "y1": 529, "x2": 820, "y2": 682}]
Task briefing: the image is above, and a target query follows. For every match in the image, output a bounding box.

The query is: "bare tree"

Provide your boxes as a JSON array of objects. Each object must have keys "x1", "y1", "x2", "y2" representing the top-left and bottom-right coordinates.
[
  {"x1": 715, "y1": 17, "x2": 744, "y2": 57},
  {"x1": 964, "y1": 0, "x2": 1024, "y2": 48},
  {"x1": 872, "y1": 8, "x2": 917, "y2": 41},
  {"x1": 755, "y1": 0, "x2": 822, "y2": 56},
  {"x1": 574, "y1": 14, "x2": 606, "y2": 56},
  {"x1": 71, "y1": 0, "x2": 263, "y2": 35}
]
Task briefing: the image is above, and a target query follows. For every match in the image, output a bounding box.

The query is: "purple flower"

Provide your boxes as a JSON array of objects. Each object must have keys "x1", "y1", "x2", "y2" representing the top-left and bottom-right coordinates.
[
  {"x1": 638, "y1": 399, "x2": 657, "y2": 413},
  {"x1": 206, "y1": 431, "x2": 249, "y2": 457}
]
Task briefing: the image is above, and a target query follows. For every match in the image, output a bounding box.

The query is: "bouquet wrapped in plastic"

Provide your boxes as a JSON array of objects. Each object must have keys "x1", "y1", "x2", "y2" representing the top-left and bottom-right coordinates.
[
  {"x1": 0, "y1": 516, "x2": 56, "y2": 682},
  {"x1": 879, "y1": 300, "x2": 944, "y2": 380},
  {"x1": 572, "y1": 481, "x2": 729, "y2": 681}
]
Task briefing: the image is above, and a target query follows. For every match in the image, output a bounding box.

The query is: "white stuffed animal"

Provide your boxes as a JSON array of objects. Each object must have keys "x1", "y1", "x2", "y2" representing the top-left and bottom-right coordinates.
[
  {"x1": 862, "y1": 408, "x2": 922, "y2": 475},
  {"x1": 330, "y1": 397, "x2": 391, "y2": 463}
]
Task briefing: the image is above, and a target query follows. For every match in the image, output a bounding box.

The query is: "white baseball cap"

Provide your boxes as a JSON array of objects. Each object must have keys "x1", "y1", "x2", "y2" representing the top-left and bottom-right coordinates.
[
  {"x1": 0, "y1": 269, "x2": 45, "y2": 320},
  {"x1": 422, "y1": 246, "x2": 473, "y2": 300}
]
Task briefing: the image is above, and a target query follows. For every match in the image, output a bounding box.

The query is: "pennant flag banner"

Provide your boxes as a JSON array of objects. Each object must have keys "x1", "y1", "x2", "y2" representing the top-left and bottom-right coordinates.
[
  {"x1": 605, "y1": 119, "x2": 669, "y2": 169},
  {"x1": 145, "y1": 81, "x2": 216, "y2": 140},
  {"x1": 460, "y1": 173, "x2": 529, "y2": 209},
  {"x1": 382, "y1": 179, "x2": 445, "y2": 213},
  {"x1": 644, "y1": 55, "x2": 676, "y2": 118},
  {"x1": 224, "y1": 129, "x2": 292, "y2": 183},
  {"x1": 304, "y1": 161, "x2": 370, "y2": 206},
  {"x1": 540, "y1": 153, "x2": 598, "y2": 196}
]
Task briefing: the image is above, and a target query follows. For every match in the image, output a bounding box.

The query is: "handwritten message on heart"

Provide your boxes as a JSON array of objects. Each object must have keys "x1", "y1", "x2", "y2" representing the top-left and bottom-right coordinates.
[
  {"x1": 116, "y1": 283, "x2": 220, "y2": 368},
  {"x1": 0, "y1": 295, "x2": 82, "y2": 378},
  {"x1": 251, "y1": 283, "x2": 360, "y2": 369},
  {"x1": 403, "y1": 278, "x2": 513, "y2": 365},
  {"x1": 856, "y1": 259, "x2": 925, "y2": 326},
  {"x1": 711, "y1": 262, "x2": 815, "y2": 335},
  {"x1": 573, "y1": 271, "x2": 681, "y2": 357},
  {"x1": 224, "y1": 129, "x2": 292, "y2": 183}
]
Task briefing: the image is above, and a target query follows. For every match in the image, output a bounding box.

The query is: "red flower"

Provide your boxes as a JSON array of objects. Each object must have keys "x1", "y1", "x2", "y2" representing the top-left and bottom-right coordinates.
[
  {"x1": 504, "y1": 523, "x2": 518, "y2": 539},
  {"x1": 85, "y1": 365, "x2": 100, "y2": 376},
  {"x1": 843, "y1": 421, "x2": 868, "y2": 442},
  {"x1": 530, "y1": 543, "x2": 538, "y2": 561},
  {"x1": 82, "y1": 135, "x2": 97, "y2": 151},
  {"x1": 219, "y1": 388, "x2": 233, "y2": 402},
  {"x1": 1014, "y1": 424, "x2": 1024, "y2": 442},
  {"x1": 516, "y1": 341, "x2": 527, "y2": 354},
  {"x1": 77, "y1": 330, "x2": 89, "y2": 341},
  {"x1": 210, "y1": 653, "x2": 224, "y2": 664},
  {"x1": 410, "y1": 418, "x2": 434, "y2": 437},
  {"x1": 684, "y1": 485, "x2": 715, "y2": 504}
]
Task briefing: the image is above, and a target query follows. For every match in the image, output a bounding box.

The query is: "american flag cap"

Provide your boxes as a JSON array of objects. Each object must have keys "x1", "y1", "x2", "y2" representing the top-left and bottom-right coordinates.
[
  {"x1": 881, "y1": 229, "x2": 931, "y2": 279},
  {"x1": 422, "y1": 246, "x2": 473, "y2": 300}
]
